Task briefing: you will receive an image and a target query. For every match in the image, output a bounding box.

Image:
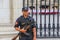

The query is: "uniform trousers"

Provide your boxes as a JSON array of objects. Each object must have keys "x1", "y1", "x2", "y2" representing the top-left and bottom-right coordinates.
[{"x1": 19, "y1": 36, "x2": 33, "y2": 40}]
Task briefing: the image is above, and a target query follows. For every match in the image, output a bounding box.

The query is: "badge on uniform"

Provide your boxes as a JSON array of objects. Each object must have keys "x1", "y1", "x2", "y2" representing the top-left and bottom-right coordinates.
[{"x1": 22, "y1": 23, "x2": 25, "y2": 25}]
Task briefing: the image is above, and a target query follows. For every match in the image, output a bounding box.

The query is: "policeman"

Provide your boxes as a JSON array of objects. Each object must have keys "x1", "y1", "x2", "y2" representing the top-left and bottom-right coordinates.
[
  {"x1": 39, "y1": 5, "x2": 45, "y2": 14},
  {"x1": 14, "y1": 7, "x2": 36, "y2": 40},
  {"x1": 29, "y1": 6, "x2": 36, "y2": 15},
  {"x1": 52, "y1": 6, "x2": 58, "y2": 12}
]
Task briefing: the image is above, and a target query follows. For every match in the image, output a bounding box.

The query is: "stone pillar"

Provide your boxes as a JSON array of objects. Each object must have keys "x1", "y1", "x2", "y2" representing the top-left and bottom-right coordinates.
[
  {"x1": 0, "y1": 0, "x2": 23, "y2": 39},
  {"x1": 13, "y1": 0, "x2": 23, "y2": 23}
]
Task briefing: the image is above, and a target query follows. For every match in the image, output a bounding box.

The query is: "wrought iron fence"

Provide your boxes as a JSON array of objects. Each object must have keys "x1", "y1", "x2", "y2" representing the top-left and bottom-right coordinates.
[{"x1": 23, "y1": 0, "x2": 60, "y2": 38}]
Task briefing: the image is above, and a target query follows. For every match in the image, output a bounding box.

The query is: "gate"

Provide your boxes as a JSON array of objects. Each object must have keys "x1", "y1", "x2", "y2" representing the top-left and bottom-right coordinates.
[{"x1": 23, "y1": 0, "x2": 60, "y2": 38}]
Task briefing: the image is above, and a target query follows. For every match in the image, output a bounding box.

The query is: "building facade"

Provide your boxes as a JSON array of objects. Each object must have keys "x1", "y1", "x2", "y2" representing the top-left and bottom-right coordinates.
[{"x1": 0, "y1": 0, "x2": 60, "y2": 40}]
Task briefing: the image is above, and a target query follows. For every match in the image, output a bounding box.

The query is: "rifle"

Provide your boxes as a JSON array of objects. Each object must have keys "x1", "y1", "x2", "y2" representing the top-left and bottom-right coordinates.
[{"x1": 12, "y1": 33, "x2": 19, "y2": 40}]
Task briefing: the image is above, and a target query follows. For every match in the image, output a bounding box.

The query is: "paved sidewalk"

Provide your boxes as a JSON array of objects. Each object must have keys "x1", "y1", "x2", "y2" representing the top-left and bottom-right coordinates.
[{"x1": 0, "y1": 38, "x2": 60, "y2": 40}]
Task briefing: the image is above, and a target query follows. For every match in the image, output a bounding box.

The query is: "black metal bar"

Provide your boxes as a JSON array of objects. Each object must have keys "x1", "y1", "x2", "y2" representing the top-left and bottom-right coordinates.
[
  {"x1": 27, "y1": 0, "x2": 29, "y2": 7},
  {"x1": 31, "y1": 0, "x2": 33, "y2": 17},
  {"x1": 36, "y1": 0, "x2": 38, "y2": 37},
  {"x1": 57, "y1": 0, "x2": 59, "y2": 37},
  {"x1": 53, "y1": 0, "x2": 55, "y2": 37},
  {"x1": 44, "y1": 0, "x2": 46, "y2": 37},
  {"x1": 23, "y1": 0, "x2": 25, "y2": 7},
  {"x1": 48, "y1": 0, "x2": 51, "y2": 37},
  {"x1": 36, "y1": 0, "x2": 38, "y2": 24},
  {"x1": 40, "y1": 0, "x2": 42, "y2": 37}
]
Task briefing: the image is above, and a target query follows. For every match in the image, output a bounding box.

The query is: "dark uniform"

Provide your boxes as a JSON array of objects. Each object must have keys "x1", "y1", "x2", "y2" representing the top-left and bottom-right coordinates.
[{"x1": 14, "y1": 15, "x2": 36, "y2": 40}]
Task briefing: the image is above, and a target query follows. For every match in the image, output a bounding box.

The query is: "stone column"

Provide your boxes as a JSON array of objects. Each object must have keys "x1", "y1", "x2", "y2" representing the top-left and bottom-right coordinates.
[{"x1": 13, "y1": 0, "x2": 23, "y2": 23}]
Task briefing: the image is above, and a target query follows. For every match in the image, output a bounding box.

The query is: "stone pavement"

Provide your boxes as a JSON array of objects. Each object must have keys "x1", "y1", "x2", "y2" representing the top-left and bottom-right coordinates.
[
  {"x1": 0, "y1": 38, "x2": 60, "y2": 40},
  {"x1": 0, "y1": 34, "x2": 60, "y2": 40},
  {"x1": 0, "y1": 26, "x2": 60, "y2": 40}
]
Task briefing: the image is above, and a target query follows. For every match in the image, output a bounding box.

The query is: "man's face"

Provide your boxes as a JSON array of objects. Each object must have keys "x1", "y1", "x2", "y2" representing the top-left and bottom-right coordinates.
[{"x1": 22, "y1": 10, "x2": 29, "y2": 16}]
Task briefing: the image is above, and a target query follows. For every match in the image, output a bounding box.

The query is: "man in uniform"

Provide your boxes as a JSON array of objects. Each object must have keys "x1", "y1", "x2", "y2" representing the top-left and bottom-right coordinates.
[{"x1": 14, "y1": 7, "x2": 36, "y2": 40}]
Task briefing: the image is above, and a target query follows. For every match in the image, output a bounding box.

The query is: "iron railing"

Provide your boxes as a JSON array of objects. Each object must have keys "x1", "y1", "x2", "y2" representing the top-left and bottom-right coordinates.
[{"x1": 23, "y1": 0, "x2": 60, "y2": 38}]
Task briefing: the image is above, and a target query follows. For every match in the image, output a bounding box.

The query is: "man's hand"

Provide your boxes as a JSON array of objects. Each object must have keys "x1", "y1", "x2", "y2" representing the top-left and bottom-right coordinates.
[
  {"x1": 15, "y1": 27, "x2": 27, "y2": 33},
  {"x1": 20, "y1": 29, "x2": 26, "y2": 33},
  {"x1": 33, "y1": 37, "x2": 36, "y2": 40}
]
